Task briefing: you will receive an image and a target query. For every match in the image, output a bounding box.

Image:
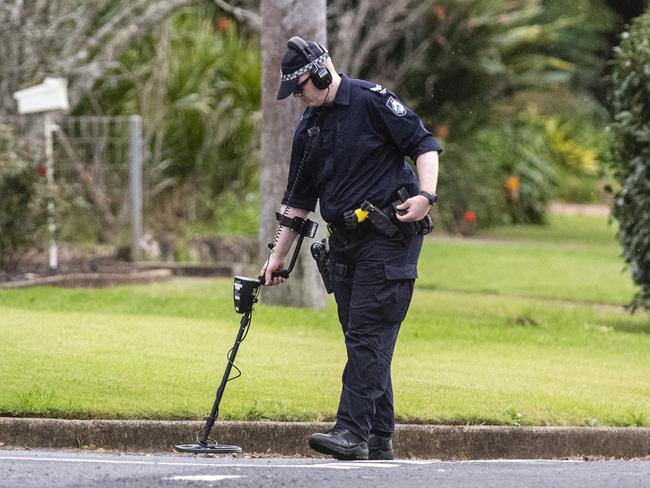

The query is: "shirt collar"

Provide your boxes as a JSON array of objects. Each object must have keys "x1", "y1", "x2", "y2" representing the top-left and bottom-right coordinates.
[{"x1": 332, "y1": 74, "x2": 351, "y2": 106}]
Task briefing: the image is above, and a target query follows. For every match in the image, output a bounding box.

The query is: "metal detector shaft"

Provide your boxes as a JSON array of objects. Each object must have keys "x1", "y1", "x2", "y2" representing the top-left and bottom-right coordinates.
[{"x1": 199, "y1": 310, "x2": 252, "y2": 445}]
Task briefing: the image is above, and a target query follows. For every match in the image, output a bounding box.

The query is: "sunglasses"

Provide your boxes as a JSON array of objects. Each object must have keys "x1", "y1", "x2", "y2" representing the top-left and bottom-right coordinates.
[{"x1": 293, "y1": 76, "x2": 311, "y2": 95}]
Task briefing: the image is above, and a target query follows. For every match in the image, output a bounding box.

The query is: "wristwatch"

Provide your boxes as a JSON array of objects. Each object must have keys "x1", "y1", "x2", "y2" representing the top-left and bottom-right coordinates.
[{"x1": 419, "y1": 191, "x2": 438, "y2": 206}]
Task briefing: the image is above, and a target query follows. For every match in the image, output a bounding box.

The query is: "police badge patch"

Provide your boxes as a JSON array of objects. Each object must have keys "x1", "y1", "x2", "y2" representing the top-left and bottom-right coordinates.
[{"x1": 386, "y1": 96, "x2": 406, "y2": 116}]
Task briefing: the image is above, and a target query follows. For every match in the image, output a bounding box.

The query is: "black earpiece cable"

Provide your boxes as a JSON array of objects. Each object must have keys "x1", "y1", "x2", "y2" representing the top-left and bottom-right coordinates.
[{"x1": 260, "y1": 110, "x2": 321, "y2": 283}]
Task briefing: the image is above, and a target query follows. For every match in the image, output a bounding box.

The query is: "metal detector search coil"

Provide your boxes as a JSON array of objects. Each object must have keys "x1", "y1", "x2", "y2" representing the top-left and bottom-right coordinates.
[
  {"x1": 233, "y1": 276, "x2": 261, "y2": 314},
  {"x1": 175, "y1": 278, "x2": 259, "y2": 455},
  {"x1": 176, "y1": 133, "x2": 318, "y2": 454}
]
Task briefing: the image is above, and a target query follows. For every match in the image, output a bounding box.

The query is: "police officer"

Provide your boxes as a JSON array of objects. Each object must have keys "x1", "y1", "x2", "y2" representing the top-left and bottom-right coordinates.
[{"x1": 261, "y1": 37, "x2": 442, "y2": 460}]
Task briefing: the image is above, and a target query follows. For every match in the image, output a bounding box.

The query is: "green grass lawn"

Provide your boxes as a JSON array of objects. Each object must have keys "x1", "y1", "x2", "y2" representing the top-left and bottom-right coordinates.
[
  {"x1": 0, "y1": 213, "x2": 648, "y2": 426},
  {"x1": 420, "y1": 214, "x2": 636, "y2": 305}
]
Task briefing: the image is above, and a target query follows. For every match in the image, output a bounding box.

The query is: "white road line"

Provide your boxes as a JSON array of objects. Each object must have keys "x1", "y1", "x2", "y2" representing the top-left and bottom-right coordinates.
[
  {"x1": 457, "y1": 459, "x2": 580, "y2": 464},
  {"x1": 0, "y1": 455, "x2": 408, "y2": 470},
  {"x1": 305, "y1": 462, "x2": 399, "y2": 469},
  {"x1": 165, "y1": 475, "x2": 243, "y2": 481},
  {"x1": 0, "y1": 455, "x2": 581, "y2": 468},
  {"x1": 0, "y1": 456, "x2": 229, "y2": 468},
  {"x1": 383, "y1": 460, "x2": 437, "y2": 465}
]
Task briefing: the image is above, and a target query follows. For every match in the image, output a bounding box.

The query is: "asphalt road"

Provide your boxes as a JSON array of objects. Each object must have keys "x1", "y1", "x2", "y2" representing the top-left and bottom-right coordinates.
[{"x1": 1, "y1": 449, "x2": 649, "y2": 488}]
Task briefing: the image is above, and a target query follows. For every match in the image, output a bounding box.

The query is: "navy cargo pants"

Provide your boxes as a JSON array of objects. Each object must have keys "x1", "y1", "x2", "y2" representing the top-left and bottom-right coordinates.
[{"x1": 329, "y1": 229, "x2": 423, "y2": 441}]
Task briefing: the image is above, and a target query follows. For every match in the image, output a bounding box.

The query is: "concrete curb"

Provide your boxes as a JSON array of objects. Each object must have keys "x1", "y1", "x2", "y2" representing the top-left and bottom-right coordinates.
[
  {"x1": 1, "y1": 418, "x2": 649, "y2": 459},
  {"x1": 136, "y1": 262, "x2": 247, "y2": 277}
]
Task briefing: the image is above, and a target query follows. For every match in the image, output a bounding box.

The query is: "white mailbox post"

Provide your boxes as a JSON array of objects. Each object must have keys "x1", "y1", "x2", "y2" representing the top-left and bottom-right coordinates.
[{"x1": 13, "y1": 77, "x2": 70, "y2": 271}]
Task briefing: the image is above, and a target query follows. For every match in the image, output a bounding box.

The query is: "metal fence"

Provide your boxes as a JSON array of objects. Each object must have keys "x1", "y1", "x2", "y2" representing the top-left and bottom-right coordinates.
[{"x1": 0, "y1": 114, "x2": 143, "y2": 264}]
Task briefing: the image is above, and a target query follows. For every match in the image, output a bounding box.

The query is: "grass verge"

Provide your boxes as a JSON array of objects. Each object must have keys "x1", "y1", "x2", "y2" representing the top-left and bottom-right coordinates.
[{"x1": 0, "y1": 214, "x2": 647, "y2": 426}]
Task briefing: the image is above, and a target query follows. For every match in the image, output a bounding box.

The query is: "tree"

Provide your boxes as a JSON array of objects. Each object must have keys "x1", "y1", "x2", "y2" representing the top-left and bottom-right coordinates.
[
  {"x1": 608, "y1": 12, "x2": 650, "y2": 314},
  {"x1": 211, "y1": 0, "x2": 429, "y2": 84},
  {"x1": 0, "y1": 0, "x2": 196, "y2": 113},
  {"x1": 259, "y1": 0, "x2": 327, "y2": 308}
]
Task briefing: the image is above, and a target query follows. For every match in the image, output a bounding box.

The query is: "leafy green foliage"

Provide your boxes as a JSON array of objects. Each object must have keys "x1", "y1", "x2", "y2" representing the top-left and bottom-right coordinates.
[
  {"x1": 536, "y1": 0, "x2": 616, "y2": 94},
  {"x1": 435, "y1": 136, "x2": 504, "y2": 233},
  {"x1": 353, "y1": 0, "x2": 616, "y2": 230},
  {"x1": 479, "y1": 115, "x2": 559, "y2": 225},
  {"x1": 81, "y1": 7, "x2": 261, "y2": 233},
  {"x1": 438, "y1": 110, "x2": 560, "y2": 231},
  {"x1": 608, "y1": 12, "x2": 650, "y2": 313},
  {"x1": 390, "y1": 0, "x2": 592, "y2": 127},
  {"x1": 0, "y1": 126, "x2": 47, "y2": 272},
  {"x1": 546, "y1": 116, "x2": 609, "y2": 203},
  {"x1": 438, "y1": 98, "x2": 614, "y2": 230}
]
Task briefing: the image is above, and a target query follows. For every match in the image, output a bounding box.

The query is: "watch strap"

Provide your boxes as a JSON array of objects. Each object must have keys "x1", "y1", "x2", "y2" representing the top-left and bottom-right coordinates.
[{"x1": 419, "y1": 191, "x2": 438, "y2": 206}]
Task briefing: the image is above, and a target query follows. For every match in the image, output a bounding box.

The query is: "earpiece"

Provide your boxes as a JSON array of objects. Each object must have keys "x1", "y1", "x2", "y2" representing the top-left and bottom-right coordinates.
[{"x1": 287, "y1": 36, "x2": 332, "y2": 90}]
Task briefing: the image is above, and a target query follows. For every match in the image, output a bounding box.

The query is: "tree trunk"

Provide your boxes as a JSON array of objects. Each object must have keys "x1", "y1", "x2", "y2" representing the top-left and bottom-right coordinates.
[{"x1": 259, "y1": 0, "x2": 327, "y2": 309}]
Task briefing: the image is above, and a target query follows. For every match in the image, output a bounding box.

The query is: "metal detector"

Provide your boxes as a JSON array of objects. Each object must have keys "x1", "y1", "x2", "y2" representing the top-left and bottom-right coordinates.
[{"x1": 174, "y1": 216, "x2": 318, "y2": 454}]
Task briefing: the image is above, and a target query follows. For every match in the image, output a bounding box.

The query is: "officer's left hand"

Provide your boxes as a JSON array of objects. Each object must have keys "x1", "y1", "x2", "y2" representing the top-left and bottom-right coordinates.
[{"x1": 395, "y1": 196, "x2": 431, "y2": 222}]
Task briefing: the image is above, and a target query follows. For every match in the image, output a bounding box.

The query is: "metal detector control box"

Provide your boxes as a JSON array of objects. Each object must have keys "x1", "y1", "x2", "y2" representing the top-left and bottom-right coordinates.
[{"x1": 233, "y1": 276, "x2": 261, "y2": 314}]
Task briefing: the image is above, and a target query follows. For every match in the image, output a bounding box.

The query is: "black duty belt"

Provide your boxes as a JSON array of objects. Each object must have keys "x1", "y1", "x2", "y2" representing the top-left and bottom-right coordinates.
[{"x1": 328, "y1": 212, "x2": 432, "y2": 248}]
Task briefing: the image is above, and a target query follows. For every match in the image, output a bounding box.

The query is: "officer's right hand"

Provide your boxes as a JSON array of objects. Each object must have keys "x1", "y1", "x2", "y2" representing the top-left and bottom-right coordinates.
[{"x1": 260, "y1": 254, "x2": 286, "y2": 286}]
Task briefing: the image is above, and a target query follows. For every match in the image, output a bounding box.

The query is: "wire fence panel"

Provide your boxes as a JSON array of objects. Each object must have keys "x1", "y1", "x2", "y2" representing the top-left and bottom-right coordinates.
[
  {"x1": 54, "y1": 116, "x2": 131, "y2": 241},
  {"x1": 0, "y1": 114, "x2": 143, "y2": 259}
]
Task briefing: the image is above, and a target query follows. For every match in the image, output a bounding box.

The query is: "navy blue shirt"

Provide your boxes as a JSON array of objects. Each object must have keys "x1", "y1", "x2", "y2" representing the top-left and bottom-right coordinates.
[{"x1": 282, "y1": 75, "x2": 442, "y2": 223}]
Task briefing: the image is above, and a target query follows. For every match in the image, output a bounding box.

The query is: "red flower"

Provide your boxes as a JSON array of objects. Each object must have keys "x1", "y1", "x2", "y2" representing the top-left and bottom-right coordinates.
[
  {"x1": 38, "y1": 167, "x2": 48, "y2": 176},
  {"x1": 463, "y1": 210, "x2": 477, "y2": 224},
  {"x1": 434, "y1": 5, "x2": 447, "y2": 19},
  {"x1": 216, "y1": 18, "x2": 231, "y2": 31},
  {"x1": 435, "y1": 124, "x2": 449, "y2": 139}
]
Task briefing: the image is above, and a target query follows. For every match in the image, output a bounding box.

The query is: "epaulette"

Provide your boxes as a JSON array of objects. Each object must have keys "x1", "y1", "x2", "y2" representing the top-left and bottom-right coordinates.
[
  {"x1": 359, "y1": 80, "x2": 407, "y2": 116},
  {"x1": 359, "y1": 80, "x2": 391, "y2": 97}
]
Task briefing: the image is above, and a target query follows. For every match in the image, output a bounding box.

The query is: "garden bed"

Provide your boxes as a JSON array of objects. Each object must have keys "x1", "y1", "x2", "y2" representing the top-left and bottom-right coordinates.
[{"x1": 0, "y1": 238, "x2": 254, "y2": 288}]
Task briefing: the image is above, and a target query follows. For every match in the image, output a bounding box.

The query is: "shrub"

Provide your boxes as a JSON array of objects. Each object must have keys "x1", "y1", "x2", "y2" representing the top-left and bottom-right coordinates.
[
  {"x1": 0, "y1": 126, "x2": 47, "y2": 272},
  {"x1": 476, "y1": 116, "x2": 559, "y2": 226},
  {"x1": 437, "y1": 112, "x2": 560, "y2": 232},
  {"x1": 84, "y1": 8, "x2": 261, "y2": 234},
  {"x1": 435, "y1": 136, "x2": 505, "y2": 233},
  {"x1": 608, "y1": 12, "x2": 650, "y2": 313}
]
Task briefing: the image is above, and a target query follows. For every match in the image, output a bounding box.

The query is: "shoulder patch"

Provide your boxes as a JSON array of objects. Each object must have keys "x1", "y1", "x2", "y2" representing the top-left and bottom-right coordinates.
[{"x1": 386, "y1": 96, "x2": 406, "y2": 116}]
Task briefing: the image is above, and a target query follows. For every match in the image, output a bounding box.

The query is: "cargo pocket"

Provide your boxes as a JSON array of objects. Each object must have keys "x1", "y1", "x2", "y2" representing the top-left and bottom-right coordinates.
[
  {"x1": 349, "y1": 263, "x2": 417, "y2": 328},
  {"x1": 384, "y1": 264, "x2": 418, "y2": 281},
  {"x1": 381, "y1": 264, "x2": 417, "y2": 323},
  {"x1": 349, "y1": 262, "x2": 390, "y2": 329}
]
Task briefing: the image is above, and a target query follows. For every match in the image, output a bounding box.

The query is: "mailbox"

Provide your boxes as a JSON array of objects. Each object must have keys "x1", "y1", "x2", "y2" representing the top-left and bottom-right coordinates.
[{"x1": 13, "y1": 77, "x2": 69, "y2": 114}]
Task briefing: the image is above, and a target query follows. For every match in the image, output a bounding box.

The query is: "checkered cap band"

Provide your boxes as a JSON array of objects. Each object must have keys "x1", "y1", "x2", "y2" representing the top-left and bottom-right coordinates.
[{"x1": 280, "y1": 52, "x2": 329, "y2": 81}]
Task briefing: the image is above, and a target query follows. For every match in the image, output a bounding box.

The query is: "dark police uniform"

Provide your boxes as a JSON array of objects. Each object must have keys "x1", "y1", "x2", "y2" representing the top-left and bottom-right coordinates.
[{"x1": 282, "y1": 74, "x2": 442, "y2": 442}]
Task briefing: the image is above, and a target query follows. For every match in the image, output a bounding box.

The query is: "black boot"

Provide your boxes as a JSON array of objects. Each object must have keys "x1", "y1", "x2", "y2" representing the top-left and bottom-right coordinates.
[
  {"x1": 309, "y1": 428, "x2": 369, "y2": 460},
  {"x1": 368, "y1": 433, "x2": 394, "y2": 460}
]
